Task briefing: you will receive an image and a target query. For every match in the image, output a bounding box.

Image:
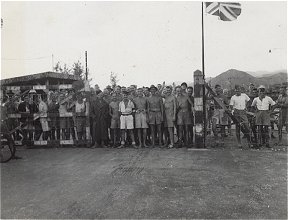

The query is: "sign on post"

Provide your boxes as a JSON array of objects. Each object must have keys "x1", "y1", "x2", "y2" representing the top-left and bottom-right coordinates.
[{"x1": 193, "y1": 70, "x2": 205, "y2": 148}]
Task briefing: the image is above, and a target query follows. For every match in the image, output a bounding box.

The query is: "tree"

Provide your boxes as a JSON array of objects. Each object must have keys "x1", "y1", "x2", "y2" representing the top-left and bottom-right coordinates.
[
  {"x1": 72, "y1": 61, "x2": 84, "y2": 79},
  {"x1": 53, "y1": 60, "x2": 84, "y2": 79},
  {"x1": 110, "y1": 72, "x2": 119, "y2": 89}
]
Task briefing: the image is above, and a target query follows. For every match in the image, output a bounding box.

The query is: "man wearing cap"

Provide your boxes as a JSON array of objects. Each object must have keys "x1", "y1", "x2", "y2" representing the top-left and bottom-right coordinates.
[
  {"x1": 118, "y1": 90, "x2": 136, "y2": 148},
  {"x1": 147, "y1": 85, "x2": 164, "y2": 147},
  {"x1": 276, "y1": 85, "x2": 288, "y2": 144},
  {"x1": 229, "y1": 85, "x2": 250, "y2": 148},
  {"x1": 251, "y1": 85, "x2": 276, "y2": 148}
]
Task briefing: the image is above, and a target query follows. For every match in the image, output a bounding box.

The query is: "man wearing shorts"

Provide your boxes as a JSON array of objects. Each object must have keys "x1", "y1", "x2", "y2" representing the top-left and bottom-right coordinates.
[
  {"x1": 75, "y1": 93, "x2": 87, "y2": 141},
  {"x1": 276, "y1": 85, "x2": 288, "y2": 144},
  {"x1": 147, "y1": 85, "x2": 164, "y2": 147},
  {"x1": 175, "y1": 86, "x2": 193, "y2": 147},
  {"x1": 163, "y1": 86, "x2": 177, "y2": 148},
  {"x1": 251, "y1": 85, "x2": 276, "y2": 148},
  {"x1": 229, "y1": 85, "x2": 250, "y2": 148},
  {"x1": 133, "y1": 88, "x2": 149, "y2": 147},
  {"x1": 118, "y1": 91, "x2": 136, "y2": 148},
  {"x1": 109, "y1": 93, "x2": 120, "y2": 147}
]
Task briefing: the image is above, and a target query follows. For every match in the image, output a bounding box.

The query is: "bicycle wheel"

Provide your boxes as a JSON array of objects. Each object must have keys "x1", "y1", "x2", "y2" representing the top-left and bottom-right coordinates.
[{"x1": 0, "y1": 133, "x2": 16, "y2": 163}]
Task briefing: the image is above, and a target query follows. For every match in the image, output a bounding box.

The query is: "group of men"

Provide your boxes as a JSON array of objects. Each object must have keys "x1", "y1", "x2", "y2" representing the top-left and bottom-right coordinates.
[
  {"x1": 1, "y1": 90, "x2": 88, "y2": 146},
  {"x1": 90, "y1": 82, "x2": 287, "y2": 149},
  {"x1": 1, "y1": 81, "x2": 287, "y2": 149},
  {"x1": 90, "y1": 83, "x2": 194, "y2": 148},
  {"x1": 212, "y1": 84, "x2": 287, "y2": 148}
]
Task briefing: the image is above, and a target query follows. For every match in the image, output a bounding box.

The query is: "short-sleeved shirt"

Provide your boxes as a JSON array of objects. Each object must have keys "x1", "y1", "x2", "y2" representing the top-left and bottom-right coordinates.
[
  {"x1": 230, "y1": 93, "x2": 250, "y2": 110},
  {"x1": 119, "y1": 100, "x2": 134, "y2": 114},
  {"x1": 251, "y1": 96, "x2": 275, "y2": 110}
]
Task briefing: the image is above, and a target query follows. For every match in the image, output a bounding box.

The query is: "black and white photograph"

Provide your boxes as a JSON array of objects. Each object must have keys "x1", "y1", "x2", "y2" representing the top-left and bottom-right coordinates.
[{"x1": 1, "y1": 1, "x2": 287, "y2": 219}]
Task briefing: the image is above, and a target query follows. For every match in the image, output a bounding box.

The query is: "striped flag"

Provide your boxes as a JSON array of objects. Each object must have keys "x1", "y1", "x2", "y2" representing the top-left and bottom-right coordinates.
[{"x1": 205, "y1": 2, "x2": 241, "y2": 21}]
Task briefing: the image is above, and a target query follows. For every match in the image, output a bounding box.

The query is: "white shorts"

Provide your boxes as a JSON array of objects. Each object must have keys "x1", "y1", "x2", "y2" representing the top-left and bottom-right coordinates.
[
  {"x1": 120, "y1": 115, "x2": 134, "y2": 130},
  {"x1": 135, "y1": 112, "x2": 148, "y2": 129}
]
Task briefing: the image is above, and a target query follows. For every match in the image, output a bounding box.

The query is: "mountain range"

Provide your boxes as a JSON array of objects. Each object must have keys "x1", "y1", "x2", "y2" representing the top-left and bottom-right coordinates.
[
  {"x1": 167, "y1": 69, "x2": 287, "y2": 89},
  {"x1": 208, "y1": 69, "x2": 287, "y2": 89}
]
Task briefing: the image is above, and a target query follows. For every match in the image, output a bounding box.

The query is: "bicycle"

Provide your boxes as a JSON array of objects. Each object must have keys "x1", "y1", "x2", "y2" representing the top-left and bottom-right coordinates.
[{"x1": 0, "y1": 121, "x2": 24, "y2": 163}]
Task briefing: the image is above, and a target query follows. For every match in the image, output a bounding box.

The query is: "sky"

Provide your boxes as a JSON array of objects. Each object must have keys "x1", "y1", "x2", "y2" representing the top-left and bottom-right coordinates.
[{"x1": 1, "y1": 1, "x2": 287, "y2": 89}]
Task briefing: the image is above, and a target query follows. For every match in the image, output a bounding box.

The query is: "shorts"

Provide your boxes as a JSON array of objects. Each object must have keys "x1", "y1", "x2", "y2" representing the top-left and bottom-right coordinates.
[
  {"x1": 76, "y1": 117, "x2": 86, "y2": 133},
  {"x1": 212, "y1": 109, "x2": 228, "y2": 126},
  {"x1": 148, "y1": 111, "x2": 162, "y2": 125},
  {"x1": 111, "y1": 118, "x2": 120, "y2": 129},
  {"x1": 233, "y1": 109, "x2": 248, "y2": 124},
  {"x1": 255, "y1": 110, "x2": 270, "y2": 126},
  {"x1": 135, "y1": 112, "x2": 148, "y2": 128},
  {"x1": 120, "y1": 115, "x2": 134, "y2": 130},
  {"x1": 278, "y1": 109, "x2": 288, "y2": 126},
  {"x1": 177, "y1": 109, "x2": 192, "y2": 125},
  {"x1": 40, "y1": 118, "x2": 50, "y2": 131},
  {"x1": 164, "y1": 110, "x2": 174, "y2": 128}
]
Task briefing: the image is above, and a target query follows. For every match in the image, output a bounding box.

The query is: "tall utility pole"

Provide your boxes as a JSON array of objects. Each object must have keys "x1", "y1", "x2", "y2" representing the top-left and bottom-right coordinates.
[
  {"x1": 52, "y1": 54, "x2": 54, "y2": 71},
  {"x1": 85, "y1": 51, "x2": 88, "y2": 80}
]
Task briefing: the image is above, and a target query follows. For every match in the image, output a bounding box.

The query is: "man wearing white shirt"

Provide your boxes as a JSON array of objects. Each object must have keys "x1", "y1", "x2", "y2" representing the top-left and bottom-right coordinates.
[
  {"x1": 251, "y1": 85, "x2": 276, "y2": 147},
  {"x1": 230, "y1": 85, "x2": 250, "y2": 147},
  {"x1": 118, "y1": 91, "x2": 136, "y2": 148}
]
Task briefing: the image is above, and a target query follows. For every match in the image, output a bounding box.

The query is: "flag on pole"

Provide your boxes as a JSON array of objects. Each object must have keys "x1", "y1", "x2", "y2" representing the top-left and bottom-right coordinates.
[{"x1": 205, "y1": 2, "x2": 241, "y2": 21}]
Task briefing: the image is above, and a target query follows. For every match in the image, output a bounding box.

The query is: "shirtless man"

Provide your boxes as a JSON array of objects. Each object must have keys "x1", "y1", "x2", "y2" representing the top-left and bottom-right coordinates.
[
  {"x1": 109, "y1": 93, "x2": 120, "y2": 147},
  {"x1": 181, "y1": 82, "x2": 188, "y2": 95},
  {"x1": 163, "y1": 86, "x2": 177, "y2": 148},
  {"x1": 143, "y1": 87, "x2": 151, "y2": 98},
  {"x1": 175, "y1": 86, "x2": 193, "y2": 147},
  {"x1": 147, "y1": 85, "x2": 164, "y2": 147},
  {"x1": 133, "y1": 88, "x2": 149, "y2": 147}
]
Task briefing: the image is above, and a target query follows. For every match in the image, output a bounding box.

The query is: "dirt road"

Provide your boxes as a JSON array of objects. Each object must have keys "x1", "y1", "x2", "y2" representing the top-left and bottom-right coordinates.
[{"x1": 1, "y1": 147, "x2": 287, "y2": 219}]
